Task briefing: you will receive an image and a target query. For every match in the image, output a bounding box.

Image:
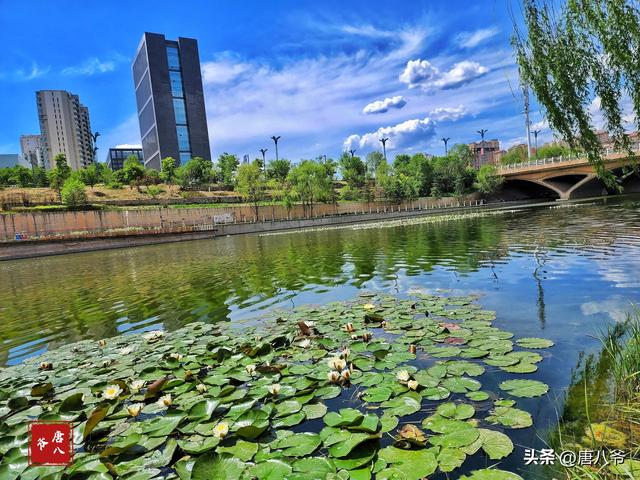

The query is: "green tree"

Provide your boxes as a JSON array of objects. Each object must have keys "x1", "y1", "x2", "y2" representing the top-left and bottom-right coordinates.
[
  {"x1": 266, "y1": 159, "x2": 291, "y2": 184},
  {"x1": 408, "y1": 153, "x2": 434, "y2": 196},
  {"x1": 513, "y1": 0, "x2": 640, "y2": 186},
  {"x1": 78, "y1": 164, "x2": 100, "y2": 189},
  {"x1": 534, "y1": 143, "x2": 571, "y2": 160},
  {"x1": 393, "y1": 153, "x2": 411, "y2": 171},
  {"x1": 53, "y1": 154, "x2": 71, "y2": 180},
  {"x1": 365, "y1": 151, "x2": 385, "y2": 179},
  {"x1": 32, "y1": 166, "x2": 48, "y2": 187},
  {"x1": 160, "y1": 157, "x2": 178, "y2": 184},
  {"x1": 61, "y1": 177, "x2": 87, "y2": 208},
  {"x1": 218, "y1": 153, "x2": 240, "y2": 187},
  {"x1": 338, "y1": 152, "x2": 366, "y2": 188},
  {"x1": 9, "y1": 166, "x2": 33, "y2": 187},
  {"x1": 122, "y1": 155, "x2": 146, "y2": 189},
  {"x1": 288, "y1": 160, "x2": 332, "y2": 217},
  {"x1": 380, "y1": 170, "x2": 419, "y2": 203},
  {"x1": 500, "y1": 145, "x2": 528, "y2": 165},
  {"x1": 474, "y1": 164, "x2": 504, "y2": 195},
  {"x1": 175, "y1": 157, "x2": 212, "y2": 187},
  {"x1": 236, "y1": 161, "x2": 267, "y2": 220}
]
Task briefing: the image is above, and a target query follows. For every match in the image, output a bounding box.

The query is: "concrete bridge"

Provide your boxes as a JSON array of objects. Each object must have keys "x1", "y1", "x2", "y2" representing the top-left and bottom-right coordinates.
[{"x1": 497, "y1": 146, "x2": 640, "y2": 200}]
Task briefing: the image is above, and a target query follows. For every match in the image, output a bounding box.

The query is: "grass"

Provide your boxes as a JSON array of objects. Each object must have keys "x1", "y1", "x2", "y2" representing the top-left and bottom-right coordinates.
[{"x1": 549, "y1": 310, "x2": 640, "y2": 479}]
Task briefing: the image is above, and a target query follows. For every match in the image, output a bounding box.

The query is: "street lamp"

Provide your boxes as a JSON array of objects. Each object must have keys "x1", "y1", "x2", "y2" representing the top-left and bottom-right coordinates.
[
  {"x1": 259, "y1": 148, "x2": 268, "y2": 171},
  {"x1": 441, "y1": 137, "x2": 451, "y2": 155},
  {"x1": 348, "y1": 149, "x2": 356, "y2": 159},
  {"x1": 271, "y1": 136, "x2": 281, "y2": 161},
  {"x1": 379, "y1": 137, "x2": 389, "y2": 162},
  {"x1": 477, "y1": 129, "x2": 488, "y2": 142},
  {"x1": 92, "y1": 131, "x2": 100, "y2": 162},
  {"x1": 533, "y1": 130, "x2": 541, "y2": 151}
]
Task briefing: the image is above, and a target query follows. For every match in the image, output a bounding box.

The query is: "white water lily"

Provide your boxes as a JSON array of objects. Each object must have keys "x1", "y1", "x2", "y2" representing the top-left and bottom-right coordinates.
[
  {"x1": 267, "y1": 384, "x2": 281, "y2": 396},
  {"x1": 396, "y1": 370, "x2": 411, "y2": 382},
  {"x1": 327, "y1": 371, "x2": 341, "y2": 383},
  {"x1": 119, "y1": 346, "x2": 134, "y2": 355},
  {"x1": 362, "y1": 331, "x2": 372, "y2": 342},
  {"x1": 103, "y1": 384, "x2": 123, "y2": 400},
  {"x1": 213, "y1": 422, "x2": 229, "y2": 439},
  {"x1": 340, "y1": 348, "x2": 350, "y2": 359},
  {"x1": 127, "y1": 403, "x2": 143, "y2": 417},
  {"x1": 169, "y1": 353, "x2": 183, "y2": 361},
  {"x1": 98, "y1": 339, "x2": 107, "y2": 347},
  {"x1": 304, "y1": 321, "x2": 315, "y2": 328},
  {"x1": 407, "y1": 380, "x2": 419, "y2": 390},
  {"x1": 143, "y1": 330, "x2": 165, "y2": 342},
  {"x1": 39, "y1": 362, "x2": 53, "y2": 371},
  {"x1": 344, "y1": 323, "x2": 355, "y2": 333},
  {"x1": 340, "y1": 369, "x2": 351, "y2": 381},
  {"x1": 129, "y1": 380, "x2": 145, "y2": 392},
  {"x1": 158, "y1": 394, "x2": 172, "y2": 407},
  {"x1": 363, "y1": 303, "x2": 376, "y2": 310},
  {"x1": 196, "y1": 383, "x2": 207, "y2": 393},
  {"x1": 245, "y1": 364, "x2": 257, "y2": 375},
  {"x1": 328, "y1": 357, "x2": 347, "y2": 371},
  {"x1": 298, "y1": 339, "x2": 311, "y2": 349}
]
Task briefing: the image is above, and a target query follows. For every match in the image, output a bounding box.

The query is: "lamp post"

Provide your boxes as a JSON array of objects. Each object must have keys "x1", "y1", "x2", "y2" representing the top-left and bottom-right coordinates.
[
  {"x1": 379, "y1": 137, "x2": 388, "y2": 162},
  {"x1": 441, "y1": 137, "x2": 450, "y2": 155},
  {"x1": 533, "y1": 130, "x2": 541, "y2": 151},
  {"x1": 259, "y1": 148, "x2": 268, "y2": 171},
  {"x1": 92, "y1": 131, "x2": 100, "y2": 162},
  {"x1": 476, "y1": 129, "x2": 488, "y2": 167},
  {"x1": 349, "y1": 149, "x2": 356, "y2": 159},
  {"x1": 271, "y1": 136, "x2": 281, "y2": 161}
]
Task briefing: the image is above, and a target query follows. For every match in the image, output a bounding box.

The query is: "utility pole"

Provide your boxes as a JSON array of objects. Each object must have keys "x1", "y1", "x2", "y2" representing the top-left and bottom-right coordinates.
[
  {"x1": 271, "y1": 136, "x2": 281, "y2": 161},
  {"x1": 259, "y1": 148, "x2": 268, "y2": 171},
  {"x1": 441, "y1": 137, "x2": 450, "y2": 155},
  {"x1": 379, "y1": 137, "x2": 389, "y2": 162},
  {"x1": 523, "y1": 84, "x2": 532, "y2": 161}
]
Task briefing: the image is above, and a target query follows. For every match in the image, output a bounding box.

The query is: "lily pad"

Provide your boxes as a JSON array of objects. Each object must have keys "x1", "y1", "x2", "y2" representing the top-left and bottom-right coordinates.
[{"x1": 499, "y1": 379, "x2": 549, "y2": 398}]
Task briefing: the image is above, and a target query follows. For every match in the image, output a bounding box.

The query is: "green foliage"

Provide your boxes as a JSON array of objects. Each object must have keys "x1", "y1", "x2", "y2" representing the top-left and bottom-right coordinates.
[
  {"x1": 513, "y1": 0, "x2": 640, "y2": 186},
  {"x1": 32, "y1": 166, "x2": 48, "y2": 187},
  {"x1": 339, "y1": 184, "x2": 363, "y2": 201},
  {"x1": 122, "y1": 155, "x2": 146, "y2": 188},
  {"x1": 7, "y1": 165, "x2": 33, "y2": 187},
  {"x1": 146, "y1": 185, "x2": 164, "y2": 199},
  {"x1": 339, "y1": 152, "x2": 366, "y2": 188},
  {"x1": 474, "y1": 164, "x2": 504, "y2": 195},
  {"x1": 218, "y1": 153, "x2": 240, "y2": 187},
  {"x1": 379, "y1": 169, "x2": 420, "y2": 203},
  {"x1": 288, "y1": 160, "x2": 332, "y2": 216},
  {"x1": 78, "y1": 164, "x2": 100, "y2": 188},
  {"x1": 236, "y1": 162, "x2": 267, "y2": 219},
  {"x1": 175, "y1": 157, "x2": 213, "y2": 187},
  {"x1": 48, "y1": 168, "x2": 67, "y2": 197},
  {"x1": 61, "y1": 177, "x2": 87, "y2": 207},
  {"x1": 365, "y1": 151, "x2": 384, "y2": 179},
  {"x1": 266, "y1": 159, "x2": 291, "y2": 184},
  {"x1": 53, "y1": 154, "x2": 71, "y2": 181},
  {"x1": 500, "y1": 146, "x2": 528, "y2": 165},
  {"x1": 160, "y1": 157, "x2": 177, "y2": 184},
  {"x1": 534, "y1": 143, "x2": 571, "y2": 160}
]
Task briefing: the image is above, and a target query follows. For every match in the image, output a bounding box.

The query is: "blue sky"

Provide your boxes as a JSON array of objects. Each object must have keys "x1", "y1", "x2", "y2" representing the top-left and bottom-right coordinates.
[{"x1": 0, "y1": 0, "x2": 555, "y2": 162}]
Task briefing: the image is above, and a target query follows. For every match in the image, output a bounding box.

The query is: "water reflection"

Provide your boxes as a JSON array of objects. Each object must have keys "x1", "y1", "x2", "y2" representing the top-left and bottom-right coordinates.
[{"x1": 0, "y1": 196, "x2": 639, "y2": 367}]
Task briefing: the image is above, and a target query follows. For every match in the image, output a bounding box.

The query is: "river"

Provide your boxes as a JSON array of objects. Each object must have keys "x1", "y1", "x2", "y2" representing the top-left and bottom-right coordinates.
[{"x1": 2, "y1": 195, "x2": 640, "y2": 476}]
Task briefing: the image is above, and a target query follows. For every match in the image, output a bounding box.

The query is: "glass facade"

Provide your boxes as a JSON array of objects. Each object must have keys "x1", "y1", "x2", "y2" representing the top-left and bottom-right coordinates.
[
  {"x1": 169, "y1": 71, "x2": 183, "y2": 97},
  {"x1": 167, "y1": 42, "x2": 191, "y2": 163},
  {"x1": 173, "y1": 98, "x2": 187, "y2": 124},
  {"x1": 106, "y1": 148, "x2": 144, "y2": 170}
]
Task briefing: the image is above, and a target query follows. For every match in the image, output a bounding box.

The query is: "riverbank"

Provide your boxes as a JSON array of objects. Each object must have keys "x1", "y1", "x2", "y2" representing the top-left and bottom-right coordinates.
[{"x1": 0, "y1": 199, "x2": 547, "y2": 261}]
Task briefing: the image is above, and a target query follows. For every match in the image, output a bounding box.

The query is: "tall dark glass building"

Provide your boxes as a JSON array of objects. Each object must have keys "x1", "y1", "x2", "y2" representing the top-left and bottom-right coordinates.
[{"x1": 132, "y1": 32, "x2": 211, "y2": 169}]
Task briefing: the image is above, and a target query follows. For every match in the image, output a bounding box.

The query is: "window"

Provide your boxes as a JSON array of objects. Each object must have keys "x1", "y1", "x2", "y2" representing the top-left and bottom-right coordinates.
[
  {"x1": 176, "y1": 125, "x2": 190, "y2": 151},
  {"x1": 170, "y1": 71, "x2": 183, "y2": 97},
  {"x1": 166, "y1": 45, "x2": 180, "y2": 70},
  {"x1": 135, "y1": 71, "x2": 152, "y2": 111},
  {"x1": 173, "y1": 98, "x2": 187, "y2": 125},
  {"x1": 142, "y1": 127, "x2": 159, "y2": 157}
]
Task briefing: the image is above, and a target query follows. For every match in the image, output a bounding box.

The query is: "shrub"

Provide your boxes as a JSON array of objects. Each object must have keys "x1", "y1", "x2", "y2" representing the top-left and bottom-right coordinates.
[{"x1": 61, "y1": 178, "x2": 88, "y2": 208}]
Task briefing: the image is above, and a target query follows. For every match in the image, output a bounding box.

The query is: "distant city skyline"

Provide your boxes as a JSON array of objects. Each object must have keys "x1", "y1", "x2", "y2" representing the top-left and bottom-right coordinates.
[{"x1": 0, "y1": 0, "x2": 621, "y2": 163}]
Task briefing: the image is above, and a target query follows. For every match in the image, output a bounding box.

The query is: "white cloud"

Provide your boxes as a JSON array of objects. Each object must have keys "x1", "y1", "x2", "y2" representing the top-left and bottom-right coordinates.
[
  {"x1": 581, "y1": 295, "x2": 634, "y2": 322},
  {"x1": 399, "y1": 59, "x2": 488, "y2": 91},
  {"x1": 362, "y1": 96, "x2": 407, "y2": 114},
  {"x1": 1, "y1": 62, "x2": 51, "y2": 81},
  {"x1": 429, "y1": 105, "x2": 468, "y2": 122},
  {"x1": 98, "y1": 114, "x2": 141, "y2": 161},
  {"x1": 202, "y1": 57, "x2": 252, "y2": 85},
  {"x1": 456, "y1": 27, "x2": 499, "y2": 49},
  {"x1": 62, "y1": 57, "x2": 117, "y2": 76},
  {"x1": 343, "y1": 117, "x2": 437, "y2": 151}
]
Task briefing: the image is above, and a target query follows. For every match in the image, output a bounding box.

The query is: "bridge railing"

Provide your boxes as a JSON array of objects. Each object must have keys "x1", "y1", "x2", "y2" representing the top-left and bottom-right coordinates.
[{"x1": 497, "y1": 143, "x2": 640, "y2": 173}]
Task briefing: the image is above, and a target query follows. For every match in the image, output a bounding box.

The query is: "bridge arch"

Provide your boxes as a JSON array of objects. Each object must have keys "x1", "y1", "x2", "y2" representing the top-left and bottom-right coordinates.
[{"x1": 499, "y1": 178, "x2": 561, "y2": 200}]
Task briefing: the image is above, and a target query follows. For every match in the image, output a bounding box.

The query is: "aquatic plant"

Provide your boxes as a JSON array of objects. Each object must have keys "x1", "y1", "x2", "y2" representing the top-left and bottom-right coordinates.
[{"x1": 0, "y1": 293, "x2": 555, "y2": 479}]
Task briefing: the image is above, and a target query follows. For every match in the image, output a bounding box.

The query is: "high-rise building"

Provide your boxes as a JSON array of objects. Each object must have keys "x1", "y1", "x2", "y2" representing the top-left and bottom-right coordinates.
[
  {"x1": 20, "y1": 135, "x2": 46, "y2": 169},
  {"x1": 105, "y1": 145, "x2": 144, "y2": 170},
  {"x1": 36, "y1": 90, "x2": 94, "y2": 170},
  {"x1": 0, "y1": 154, "x2": 21, "y2": 169},
  {"x1": 132, "y1": 32, "x2": 211, "y2": 170}
]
